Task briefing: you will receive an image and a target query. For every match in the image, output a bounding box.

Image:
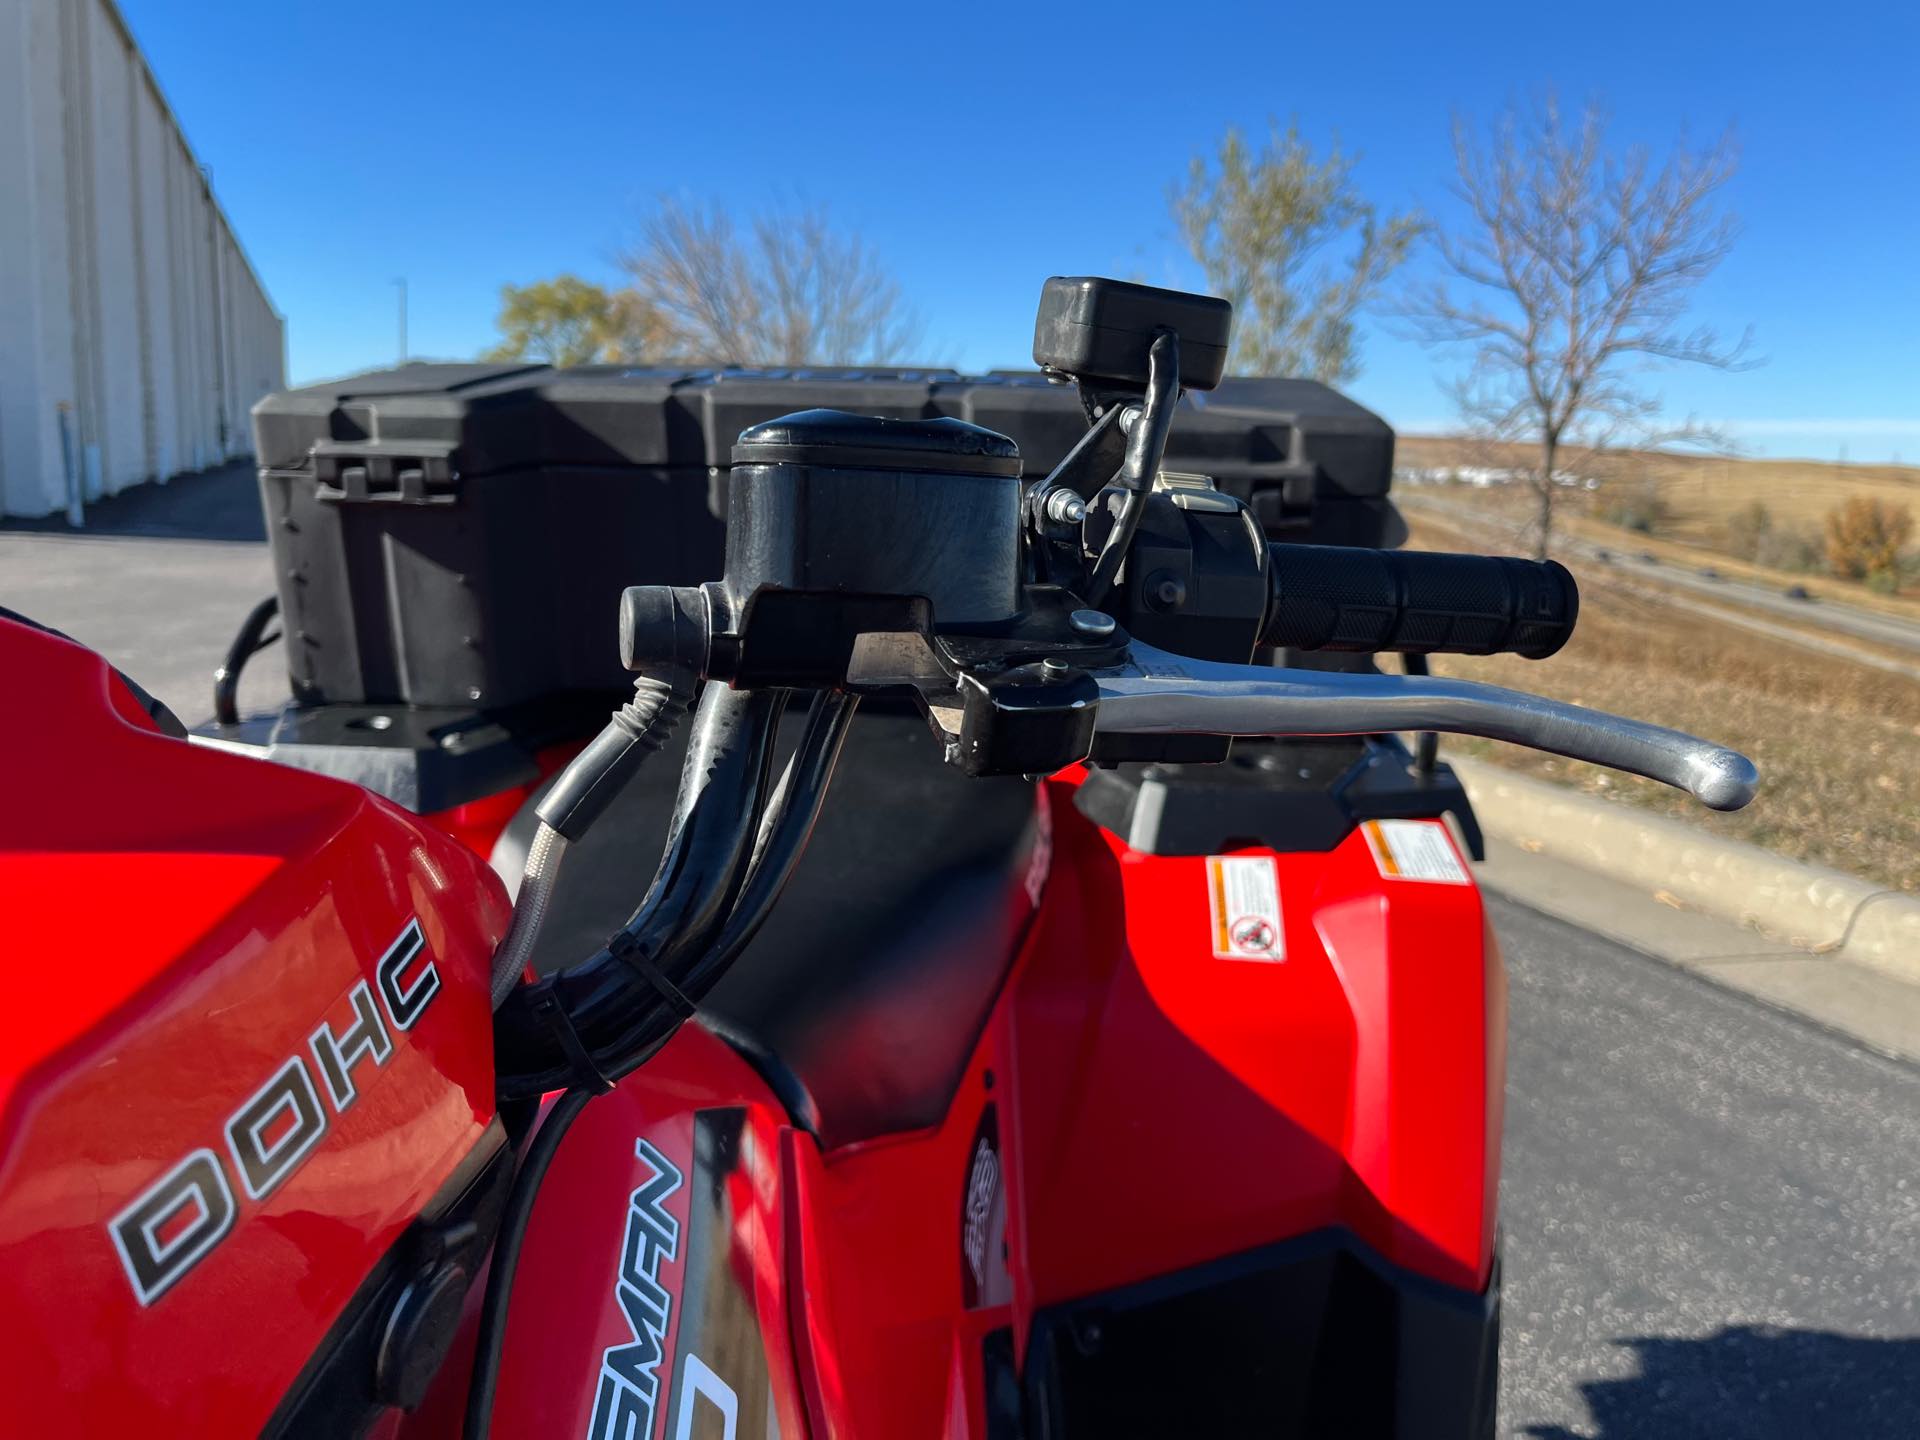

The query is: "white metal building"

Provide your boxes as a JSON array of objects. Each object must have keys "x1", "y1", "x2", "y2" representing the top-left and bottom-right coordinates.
[{"x1": 0, "y1": 0, "x2": 284, "y2": 519}]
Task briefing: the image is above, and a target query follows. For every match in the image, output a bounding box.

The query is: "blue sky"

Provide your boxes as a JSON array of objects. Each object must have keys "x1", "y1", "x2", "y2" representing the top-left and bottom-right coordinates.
[{"x1": 121, "y1": 0, "x2": 1918, "y2": 461}]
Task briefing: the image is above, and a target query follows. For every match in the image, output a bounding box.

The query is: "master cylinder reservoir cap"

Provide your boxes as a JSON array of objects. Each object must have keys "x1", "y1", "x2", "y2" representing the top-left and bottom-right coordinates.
[{"x1": 725, "y1": 408, "x2": 1025, "y2": 627}]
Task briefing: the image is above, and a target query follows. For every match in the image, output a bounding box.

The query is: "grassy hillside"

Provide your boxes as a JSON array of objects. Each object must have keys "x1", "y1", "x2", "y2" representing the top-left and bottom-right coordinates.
[
  {"x1": 1397, "y1": 434, "x2": 1920, "y2": 538},
  {"x1": 1398, "y1": 434, "x2": 1920, "y2": 611},
  {"x1": 1401, "y1": 508, "x2": 1920, "y2": 894}
]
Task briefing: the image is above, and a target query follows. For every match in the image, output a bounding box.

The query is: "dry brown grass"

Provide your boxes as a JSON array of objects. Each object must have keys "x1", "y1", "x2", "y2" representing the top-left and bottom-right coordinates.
[
  {"x1": 1399, "y1": 434, "x2": 1920, "y2": 610},
  {"x1": 1402, "y1": 513, "x2": 1920, "y2": 894}
]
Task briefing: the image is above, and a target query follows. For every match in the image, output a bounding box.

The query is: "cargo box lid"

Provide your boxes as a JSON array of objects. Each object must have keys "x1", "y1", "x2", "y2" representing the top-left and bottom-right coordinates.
[{"x1": 252, "y1": 366, "x2": 1393, "y2": 500}]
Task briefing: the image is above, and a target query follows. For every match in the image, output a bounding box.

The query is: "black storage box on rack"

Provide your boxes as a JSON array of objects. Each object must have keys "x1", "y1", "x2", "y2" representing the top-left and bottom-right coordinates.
[{"x1": 252, "y1": 366, "x2": 1397, "y2": 710}]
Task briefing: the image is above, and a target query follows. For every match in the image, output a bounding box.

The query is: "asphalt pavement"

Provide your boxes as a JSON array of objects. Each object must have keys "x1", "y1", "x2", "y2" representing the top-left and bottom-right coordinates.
[
  {"x1": 1590, "y1": 547, "x2": 1920, "y2": 655},
  {"x1": 0, "y1": 462, "x2": 284, "y2": 724},
  {"x1": 1492, "y1": 894, "x2": 1920, "y2": 1438}
]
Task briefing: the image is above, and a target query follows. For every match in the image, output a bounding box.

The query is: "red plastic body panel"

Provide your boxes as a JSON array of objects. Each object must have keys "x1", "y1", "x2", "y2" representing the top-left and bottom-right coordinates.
[
  {"x1": 0, "y1": 619, "x2": 513, "y2": 1434},
  {"x1": 421, "y1": 771, "x2": 1502, "y2": 1439},
  {"x1": 424, "y1": 784, "x2": 540, "y2": 860},
  {"x1": 1010, "y1": 786, "x2": 1504, "y2": 1306},
  {"x1": 782, "y1": 778, "x2": 1503, "y2": 1435},
  {"x1": 0, "y1": 617, "x2": 1501, "y2": 1434}
]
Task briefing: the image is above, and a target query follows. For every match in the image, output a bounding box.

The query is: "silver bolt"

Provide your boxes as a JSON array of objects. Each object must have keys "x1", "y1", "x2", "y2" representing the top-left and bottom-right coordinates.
[
  {"x1": 1044, "y1": 489, "x2": 1088, "y2": 525},
  {"x1": 1069, "y1": 608, "x2": 1116, "y2": 638}
]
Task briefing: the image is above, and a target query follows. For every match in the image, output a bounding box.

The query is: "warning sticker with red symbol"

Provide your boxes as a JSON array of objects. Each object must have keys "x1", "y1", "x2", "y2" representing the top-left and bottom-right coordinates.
[{"x1": 1206, "y1": 854, "x2": 1285, "y2": 961}]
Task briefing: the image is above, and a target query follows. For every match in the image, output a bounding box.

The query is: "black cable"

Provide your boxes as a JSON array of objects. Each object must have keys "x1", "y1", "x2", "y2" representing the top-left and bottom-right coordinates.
[
  {"x1": 467, "y1": 695, "x2": 854, "y2": 1429},
  {"x1": 633, "y1": 685, "x2": 789, "y2": 932},
  {"x1": 213, "y1": 594, "x2": 282, "y2": 726},
  {"x1": 678, "y1": 691, "x2": 858, "y2": 996},
  {"x1": 555, "y1": 688, "x2": 857, "y2": 1083},
  {"x1": 462, "y1": 1086, "x2": 594, "y2": 1440},
  {"x1": 492, "y1": 686, "x2": 786, "y2": 1100},
  {"x1": 533, "y1": 672, "x2": 694, "y2": 842}
]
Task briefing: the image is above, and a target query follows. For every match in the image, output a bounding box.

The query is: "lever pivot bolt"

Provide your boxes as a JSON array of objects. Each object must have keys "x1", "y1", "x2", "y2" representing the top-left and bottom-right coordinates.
[
  {"x1": 1069, "y1": 609, "x2": 1116, "y2": 638},
  {"x1": 1044, "y1": 490, "x2": 1088, "y2": 525}
]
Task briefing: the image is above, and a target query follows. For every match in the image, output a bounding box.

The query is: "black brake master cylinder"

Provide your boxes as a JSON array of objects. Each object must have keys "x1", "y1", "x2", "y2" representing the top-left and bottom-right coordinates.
[
  {"x1": 618, "y1": 408, "x2": 1028, "y2": 687},
  {"x1": 725, "y1": 409, "x2": 1025, "y2": 627}
]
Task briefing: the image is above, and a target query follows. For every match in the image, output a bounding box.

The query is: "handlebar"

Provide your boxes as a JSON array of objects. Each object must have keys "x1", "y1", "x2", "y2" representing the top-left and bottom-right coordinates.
[
  {"x1": 1092, "y1": 641, "x2": 1758, "y2": 811},
  {"x1": 494, "y1": 274, "x2": 1764, "y2": 1129},
  {"x1": 1263, "y1": 543, "x2": 1578, "y2": 658}
]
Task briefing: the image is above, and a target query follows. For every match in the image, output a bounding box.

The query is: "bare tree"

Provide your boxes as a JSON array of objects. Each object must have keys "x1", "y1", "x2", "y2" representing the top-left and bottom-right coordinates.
[
  {"x1": 621, "y1": 198, "x2": 921, "y2": 365},
  {"x1": 1403, "y1": 97, "x2": 1752, "y2": 557},
  {"x1": 1173, "y1": 121, "x2": 1423, "y2": 382}
]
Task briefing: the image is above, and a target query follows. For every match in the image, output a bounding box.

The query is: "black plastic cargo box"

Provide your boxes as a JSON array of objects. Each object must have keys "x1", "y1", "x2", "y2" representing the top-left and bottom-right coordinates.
[{"x1": 252, "y1": 366, "x2": 1395, "y2": 710}]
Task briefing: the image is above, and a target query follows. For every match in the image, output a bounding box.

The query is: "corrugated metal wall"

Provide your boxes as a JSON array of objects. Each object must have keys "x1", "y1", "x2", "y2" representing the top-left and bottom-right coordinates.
[{"x1": 0, "y1": 0, "x2": 284, "y2": 519}]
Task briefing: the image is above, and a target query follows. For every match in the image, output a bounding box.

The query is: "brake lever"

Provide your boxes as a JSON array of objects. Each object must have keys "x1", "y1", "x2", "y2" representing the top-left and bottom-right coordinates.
[{"x1": 1092, "y1": 642, "x2": 1758, "y2": 812}]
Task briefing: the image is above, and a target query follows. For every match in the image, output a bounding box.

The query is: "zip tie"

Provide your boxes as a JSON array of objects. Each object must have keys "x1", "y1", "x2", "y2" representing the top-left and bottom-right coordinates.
[
  {"x1": 527, "y1": 988, "x2": 615, "y2": 1095},
  {"x1": 605, "y1": 930, "x2": 698, "y2": 1020}
]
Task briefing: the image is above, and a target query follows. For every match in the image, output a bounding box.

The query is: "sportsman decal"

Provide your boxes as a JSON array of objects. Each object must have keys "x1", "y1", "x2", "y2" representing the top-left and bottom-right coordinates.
[
  {"x1": 589, "y1": 1138, "x2": 686, "y2": 1440},
  {"x1": 674, "y1": 1354, "x2": 739, "y2": 1440}
]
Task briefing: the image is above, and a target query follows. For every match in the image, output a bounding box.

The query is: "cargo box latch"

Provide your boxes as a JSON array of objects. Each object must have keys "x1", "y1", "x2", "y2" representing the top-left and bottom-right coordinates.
[{"x1": 310, "y1": 440, "x2": 460, "y2": 504}]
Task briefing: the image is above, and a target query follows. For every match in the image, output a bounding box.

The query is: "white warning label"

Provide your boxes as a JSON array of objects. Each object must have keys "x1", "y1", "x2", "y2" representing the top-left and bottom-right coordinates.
[
  {"x1": 1363, "y1": 819, "x2": 1471, "y2": 885},
  {"x1": 1206, "y1": 854, "x2": 1284, "y2": 961}
]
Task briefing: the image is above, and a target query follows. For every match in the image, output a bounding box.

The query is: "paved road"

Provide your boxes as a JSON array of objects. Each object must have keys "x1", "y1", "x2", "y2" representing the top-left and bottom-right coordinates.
[
  {"x1": 5, "y1": 507, "x2": 1917, "y2": 1436},
  {"x1": 1493, "y1": 895, "x2": 1920, "y2": 1438},
  {"x1": 0, "y1": 529, "x2": 285, "y2": 724},
  {"x1": 1599, "y1": 584, "x2": 1920, "y2": 682},
  {"x1": 1400, "y1": 492, "x2": 1920, "y2": 661},
  {"x1": 1592, "y1": 549, "x2": 1920, "y2": 656},
  {"x1": 0, "y1": 463, "x2": 284, "y2": 725}
]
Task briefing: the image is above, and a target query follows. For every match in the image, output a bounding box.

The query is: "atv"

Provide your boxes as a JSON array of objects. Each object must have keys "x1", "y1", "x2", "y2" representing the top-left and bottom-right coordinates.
[{"x1": 0, "y1": 277, "x2": 1755, "y2": 1437}]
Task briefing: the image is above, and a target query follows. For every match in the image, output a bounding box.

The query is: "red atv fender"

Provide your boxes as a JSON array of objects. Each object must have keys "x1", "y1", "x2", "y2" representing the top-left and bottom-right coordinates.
[
  {"x1": 419, "y1": 772, "x2": 1504, "y2": 1437},
  {"x1": 0, "y1": 617, "x2": 513, "y2": 1436}
]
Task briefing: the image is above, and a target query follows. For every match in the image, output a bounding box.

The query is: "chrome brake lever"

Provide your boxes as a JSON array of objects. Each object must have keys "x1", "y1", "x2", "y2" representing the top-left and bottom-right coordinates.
[{"x1": 1092, "y1": 642, "x2": 1758, "y2": 812}]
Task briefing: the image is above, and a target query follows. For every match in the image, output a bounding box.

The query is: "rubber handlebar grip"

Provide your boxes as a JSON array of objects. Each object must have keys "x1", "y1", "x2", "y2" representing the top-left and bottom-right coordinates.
[{"x1": 1262, "y1": 543, "x2": 1579, "y2": 658}]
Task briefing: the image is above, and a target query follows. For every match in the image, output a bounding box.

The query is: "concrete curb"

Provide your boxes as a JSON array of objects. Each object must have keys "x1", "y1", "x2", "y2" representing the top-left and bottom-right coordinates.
[{"x1": 1448, "y1": 756, "x2": 1920, "y2": 987}]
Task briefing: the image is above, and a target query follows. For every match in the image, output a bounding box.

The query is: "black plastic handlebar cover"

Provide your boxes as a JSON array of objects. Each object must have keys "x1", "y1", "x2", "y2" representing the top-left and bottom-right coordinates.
[{"x1": 1262, "y1": 543, "x2": 1579, "y2": 658}]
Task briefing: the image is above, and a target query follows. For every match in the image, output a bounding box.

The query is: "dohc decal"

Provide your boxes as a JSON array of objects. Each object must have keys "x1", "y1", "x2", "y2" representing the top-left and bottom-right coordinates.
[{"x1": 108, "y1": 919, "x2": 440, "y2": 1304}]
